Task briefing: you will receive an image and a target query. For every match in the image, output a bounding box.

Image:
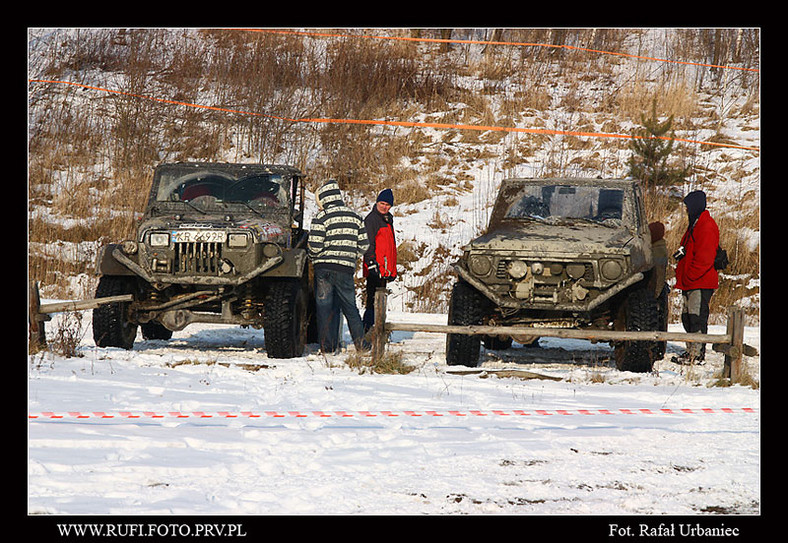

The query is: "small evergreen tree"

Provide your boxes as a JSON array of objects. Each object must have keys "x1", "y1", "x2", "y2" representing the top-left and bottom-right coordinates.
[{"x1": 627, "y1": 98, "x2": 690, "y2": 189}]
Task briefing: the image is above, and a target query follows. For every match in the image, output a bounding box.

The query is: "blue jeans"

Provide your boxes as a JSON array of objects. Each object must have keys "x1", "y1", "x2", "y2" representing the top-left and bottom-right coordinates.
[{"x1": 314, "y1": 268, "x2": 366, "y2": 352}]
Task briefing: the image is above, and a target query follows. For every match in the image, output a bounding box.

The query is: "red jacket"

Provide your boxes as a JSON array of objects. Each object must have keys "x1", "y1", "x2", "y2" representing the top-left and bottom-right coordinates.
[
  {"x1": 363, "y1": 208, "x2": 397, "y2": 279},
  {"x1": 675, "y1": 210, "x2": 719, "y2": 290}
]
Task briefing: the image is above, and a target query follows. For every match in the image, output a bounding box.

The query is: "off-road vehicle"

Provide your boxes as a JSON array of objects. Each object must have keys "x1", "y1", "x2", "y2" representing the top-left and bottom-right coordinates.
[
  {"x1": 447, "y1": 177, "x2": 664, "y2": 372},
  {"x1": 92, "y1": 162, "x2": 311, "y2": 358}
]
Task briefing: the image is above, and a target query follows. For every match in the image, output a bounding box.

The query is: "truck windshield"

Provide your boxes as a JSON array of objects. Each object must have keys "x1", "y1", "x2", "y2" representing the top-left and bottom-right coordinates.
[
  {"x1": 155, "y1": 169, "x2": 289, "y2": 209},
  {"x1": 503, "y1": 185, "x2": 625, "y2": 224}
]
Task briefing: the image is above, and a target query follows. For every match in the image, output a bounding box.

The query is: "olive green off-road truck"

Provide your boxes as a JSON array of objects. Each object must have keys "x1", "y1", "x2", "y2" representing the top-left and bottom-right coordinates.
[
  {"x1": 92, "y1": 162, "x2": 311, "y2": 358},
  {"x1": 447, "y1": 177, "x2": 666, "y2": 372}
]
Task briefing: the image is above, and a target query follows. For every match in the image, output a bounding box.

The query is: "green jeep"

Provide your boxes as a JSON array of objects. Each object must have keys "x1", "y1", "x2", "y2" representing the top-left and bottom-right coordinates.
[
  {"x1": 92, "y1": 162, "x2": 311, "y2": 358},
  {"x1": 447, "y1": 177, "x2": 664, "y2": 372}
]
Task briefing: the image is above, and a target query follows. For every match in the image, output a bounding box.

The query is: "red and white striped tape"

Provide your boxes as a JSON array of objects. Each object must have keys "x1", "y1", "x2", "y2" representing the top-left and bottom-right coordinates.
[{"x1": 28, "y1": 407, "x2": 758, "y2": 420}]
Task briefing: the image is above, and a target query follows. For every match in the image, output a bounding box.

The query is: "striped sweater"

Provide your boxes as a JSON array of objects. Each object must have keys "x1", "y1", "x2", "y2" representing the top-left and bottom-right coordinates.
[{"x1": 308, "y1": 180, "x2": 369, "y2": 272}]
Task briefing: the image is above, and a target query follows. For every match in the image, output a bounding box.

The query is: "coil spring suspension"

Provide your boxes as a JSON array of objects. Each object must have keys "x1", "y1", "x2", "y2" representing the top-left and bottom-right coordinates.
[{"x1": 241, "y1": 283, "x2": 259, "y2": 320}]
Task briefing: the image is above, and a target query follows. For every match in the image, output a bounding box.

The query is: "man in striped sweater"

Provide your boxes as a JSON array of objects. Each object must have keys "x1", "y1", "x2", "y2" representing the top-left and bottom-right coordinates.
[{"x1": 308, "y1": 180, "x2": 371, "y2": 353}]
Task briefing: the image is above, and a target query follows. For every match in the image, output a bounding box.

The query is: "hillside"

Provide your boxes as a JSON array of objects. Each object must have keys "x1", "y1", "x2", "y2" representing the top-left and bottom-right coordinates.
[{"x1": 27, "y1": 27, "x2": 760, "y2": 323}]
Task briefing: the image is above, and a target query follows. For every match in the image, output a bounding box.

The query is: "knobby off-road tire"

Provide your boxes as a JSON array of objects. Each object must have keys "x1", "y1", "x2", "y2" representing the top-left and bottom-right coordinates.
[
  {"x1": 92, "y1": 276, "x2": 138, "y2": 350},
  {"x1": 652, "y1": 285, "x2": 669, "y2": 360},
  {"x1": 446, "y1": 280, "x2": 492, "y2": 366},
  {"x1": 141, "y1": 321, "x2": 173, "y2": 341},
  {"x1": 263, "y1": 279, "x2": 308, "y2": 358},
  {"x1": 614, "y1": 285, "x2": 659, "y2": 373},
  {"x1": 483, "y1": 335, "x2": 513, "y2": 350}
]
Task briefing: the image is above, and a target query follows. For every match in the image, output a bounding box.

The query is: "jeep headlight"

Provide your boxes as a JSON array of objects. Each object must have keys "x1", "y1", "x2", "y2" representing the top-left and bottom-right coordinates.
[
  {"x1": 149, "y1": 232, "x2": 170, "y2": 247},
  {"x1": 228, "y1": 233, "x2": 249, "y2": 248},
  {"x1": 468, "y1": 254, "x2": 492, "y2": 276},
  {"x1": 262, "y1": 243, "x2": 281, "y2": 258},
  {"x1": 600, "y1": 259, "x2": 623, "y2": 280},
  {"x1": 508, "y1": 260, "x2": 528, "y2": 280}
]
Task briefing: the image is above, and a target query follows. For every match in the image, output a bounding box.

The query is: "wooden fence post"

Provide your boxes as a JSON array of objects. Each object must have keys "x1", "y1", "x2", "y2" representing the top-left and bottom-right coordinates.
[
  {"x1": 728, "y1": 308, "x2": 745, "y2": 384},
  {"x1": 372, "y1": 288, "x2": 388, "y2": 362},
  {"x1": 28, "y1": 281, "x2": 47, "y2": 351}
]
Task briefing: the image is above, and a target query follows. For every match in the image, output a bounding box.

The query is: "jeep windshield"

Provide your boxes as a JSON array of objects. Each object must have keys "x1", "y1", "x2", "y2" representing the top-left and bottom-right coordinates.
[
  {"x1": 494, "y1": 183, "x2": 626, "y2": 227},
  {"x1": 153, "y1": 166, "x2": 290, "y2": 211}
]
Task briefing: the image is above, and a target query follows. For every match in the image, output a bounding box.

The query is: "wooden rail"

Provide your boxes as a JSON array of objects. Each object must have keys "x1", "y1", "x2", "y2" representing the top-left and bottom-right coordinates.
[
  {"x1": 371, "y1": 289, "x2": 757, "y2": 384},
  {"x1": 28, "y1": 281, "x2": 133, "y2": 350},
  {"x1": 28, "y1": 280, "x2": 758, "y2": 385}
]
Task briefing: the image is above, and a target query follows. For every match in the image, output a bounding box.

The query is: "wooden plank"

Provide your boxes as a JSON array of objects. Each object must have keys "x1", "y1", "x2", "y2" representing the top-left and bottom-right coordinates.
[
  {"x1": 37, "y1": 294, "x2": 134, "y2": 315},
  {"x1": 384, "y1": 321, "x2": 730, "y2": 345},
  {"x1": 445, "y1": 368, "x2": 562, "y2": 381}
]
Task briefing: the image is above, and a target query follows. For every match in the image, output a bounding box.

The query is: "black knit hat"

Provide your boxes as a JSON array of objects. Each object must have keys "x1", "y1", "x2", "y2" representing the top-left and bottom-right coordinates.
[{"x1": 377, "y1": 188, "x2": 393, "y2": 206}]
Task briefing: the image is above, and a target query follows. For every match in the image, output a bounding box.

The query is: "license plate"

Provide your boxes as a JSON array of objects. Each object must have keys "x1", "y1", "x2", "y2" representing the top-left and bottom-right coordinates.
[{"x1": 172, "y1": 230, "x2": 227, "y2": 243}]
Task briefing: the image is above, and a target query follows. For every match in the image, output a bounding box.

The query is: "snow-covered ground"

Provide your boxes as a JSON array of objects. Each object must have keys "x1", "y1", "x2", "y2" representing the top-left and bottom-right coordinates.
[{"x1": 28, "y1": 310, "x2": 760, "y2": 520}]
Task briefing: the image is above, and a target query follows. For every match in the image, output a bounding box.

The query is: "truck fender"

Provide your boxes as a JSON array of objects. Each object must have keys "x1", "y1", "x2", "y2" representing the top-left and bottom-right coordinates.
[{"x1": 94, "y1": 244, "x2": 136, "y2": 277}]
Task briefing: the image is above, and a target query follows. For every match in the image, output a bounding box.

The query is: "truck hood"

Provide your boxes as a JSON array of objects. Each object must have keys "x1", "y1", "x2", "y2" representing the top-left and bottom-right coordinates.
[{"x1": 467, "y1": 223, "x2": 636, "y2": 255}]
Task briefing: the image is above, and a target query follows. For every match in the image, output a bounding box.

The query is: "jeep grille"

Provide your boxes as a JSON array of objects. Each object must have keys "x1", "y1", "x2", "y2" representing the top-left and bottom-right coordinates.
[{"x1": 174, "y1": 241, "x2": 223, "y2": 274}]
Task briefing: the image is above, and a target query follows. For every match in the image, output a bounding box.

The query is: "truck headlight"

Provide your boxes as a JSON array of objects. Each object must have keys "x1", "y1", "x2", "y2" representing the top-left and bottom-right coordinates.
[
  {"x1": 468, "y1": 255, "x2": 492, "y2": 276},
  {"x1": 228, "y1": 233, "x2": 249, "y2": 248},
  {"x1": 262, "y1": 243, "x2": 281, "y2": 258},
  {"x1": 600, "y1": 259, "x2": 623, "y2": 280},
  {"x1": 508, "y1": 260, "x2": 528, "y2": 280},
  {"x1": 149, "y1": 233, "x2": 170, "y2": 247}
]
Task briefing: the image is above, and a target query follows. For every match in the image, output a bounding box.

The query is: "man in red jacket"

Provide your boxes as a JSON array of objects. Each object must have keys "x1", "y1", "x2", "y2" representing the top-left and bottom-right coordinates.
[
  {"x1": 363, "y1": 189, "x2": 397, "y2": 334},
  {"x1": 673, "y1": 190, "x2": 719, "y2": 364}
]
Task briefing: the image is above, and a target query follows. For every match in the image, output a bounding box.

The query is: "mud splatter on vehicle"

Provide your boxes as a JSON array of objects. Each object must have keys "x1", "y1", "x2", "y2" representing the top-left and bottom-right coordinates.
[
  {"x1": 447, "y1": 177, "x2": 664, "y2": 372},
  {"x1": 92, "y1": 162, "x2": 312, "y2": 358}
]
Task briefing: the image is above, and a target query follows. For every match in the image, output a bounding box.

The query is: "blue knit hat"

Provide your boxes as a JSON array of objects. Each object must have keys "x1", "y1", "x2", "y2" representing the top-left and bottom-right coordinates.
[{"x1": 377, "y1": 188, "x2": 393, "y2": 206}]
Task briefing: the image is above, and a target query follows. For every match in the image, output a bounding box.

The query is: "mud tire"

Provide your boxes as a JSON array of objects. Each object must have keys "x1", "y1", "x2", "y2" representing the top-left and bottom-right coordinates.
[
  {"x1": 613, "y1": 285, "x2": 659, "y2": 373},
  {"x1": 264, "y1": 279, "x2": 308, "y2": 358},
  {"x1": 446, "y1": 280, "x2": 491, "y2": 366},
  {"x1": 483, "y1": 335, "x2": 513, "y2": 350},
  {"x1": 92, "y1": 276, "x2": 138, "y2": 350},
  {"x1": 141, "y1": 321, "x2": 173, "y2": 341}
]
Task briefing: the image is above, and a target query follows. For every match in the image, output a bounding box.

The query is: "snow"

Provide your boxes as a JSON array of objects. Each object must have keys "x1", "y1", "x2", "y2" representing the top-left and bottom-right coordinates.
[{"x1": 28, "y1": 311, "x2": 760, "y2": 519}]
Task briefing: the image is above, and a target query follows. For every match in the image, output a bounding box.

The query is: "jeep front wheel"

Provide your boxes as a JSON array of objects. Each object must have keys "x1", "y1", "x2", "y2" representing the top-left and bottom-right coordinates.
[
  {"x1": 92, "y1": 276, "x2": 138, "y2": 350},
  {"x1": 446, "y1": 280, "x2": 490, "y2": 367},
  {"x1": 613, "y1": 286, "x2": 658, "y2": 373}
]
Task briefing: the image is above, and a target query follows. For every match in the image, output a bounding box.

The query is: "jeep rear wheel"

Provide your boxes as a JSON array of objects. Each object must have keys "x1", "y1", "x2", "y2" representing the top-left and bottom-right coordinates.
[
  {"x1": 263, "y1": 280, "x2": 307, "y2": 358},
  {"x1": 613, "y1": 285, "x2": 658, "y2": 372},
  {"x1": 92, "y1": 276, "x2": 138, "y2": 350},
  {"x1": 141, "y1": 321, "x2": 173, "y2": 341},
  {"x1": 483, "y1": 335, "x2": 513, "y2": 350},
  {"x1": 446, "y1": 280, "x2": 490, "y2": 366}
]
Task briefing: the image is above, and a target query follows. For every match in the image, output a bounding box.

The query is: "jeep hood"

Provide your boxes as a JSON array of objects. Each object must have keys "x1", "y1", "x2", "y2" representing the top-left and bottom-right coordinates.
[{"x1": 467, "y1": 223, "x2": 636, "y2": 254}]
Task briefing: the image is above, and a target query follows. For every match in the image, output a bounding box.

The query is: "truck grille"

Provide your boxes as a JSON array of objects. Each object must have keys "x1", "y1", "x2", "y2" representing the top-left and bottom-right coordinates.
[{"x1": 174, "y1": 242, "x2": 223, "y2": 274}]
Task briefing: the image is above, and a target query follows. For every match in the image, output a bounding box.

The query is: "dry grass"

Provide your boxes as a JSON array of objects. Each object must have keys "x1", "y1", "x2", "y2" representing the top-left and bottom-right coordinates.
[{"x1": 345, "y1": 349, "x2": 415, "y2": 375}]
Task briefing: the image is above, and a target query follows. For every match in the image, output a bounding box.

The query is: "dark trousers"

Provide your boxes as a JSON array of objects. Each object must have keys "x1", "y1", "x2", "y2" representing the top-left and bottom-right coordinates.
[
  {"x1": 680, "y1": 288, "x2": 714, "y2": 359},
  {"x1": 314, "y1": 268, "x2": 365, "y2": 352}
]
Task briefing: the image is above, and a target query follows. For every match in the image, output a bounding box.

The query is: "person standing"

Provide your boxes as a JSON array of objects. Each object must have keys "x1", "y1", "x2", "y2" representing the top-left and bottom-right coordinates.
[
  {"x1": 362, "y1": 189, "x2": 397, "y2": 334},
  {"x1": 649, "y1": 221, "x2": 669, "y2": 360},
  {"x1": 673, "y1": 190, "x2": 719, "y2": 364},
  {"x1": 308, "y1": 180, "x2": 371, "y2": 353}
]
